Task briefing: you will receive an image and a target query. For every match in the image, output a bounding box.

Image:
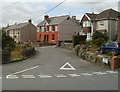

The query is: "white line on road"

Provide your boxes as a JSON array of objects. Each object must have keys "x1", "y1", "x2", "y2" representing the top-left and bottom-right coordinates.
[
  {"x1": 68, "y1": 74, "x2": 80, "y2": 77},
  {"x1": 55, "y1": 74, "x2": 67, "y2": 78},
  {"x1": 9, "y1": 65, "x2": 39, "y2": 75},
  {"x1": 105, "y1": 71, "x2": 118, "y2": 74},
  {"x1": 6, "y1": 75, "x2": 18, "y2": 79},
  {"x1": 38, "y1": 75, "x2": 52, "y2": 78},
  {"x1": 81, "y1": 73, "x2": 93, "y2": 76},
  {"x1": 93, "y1": 72, "x2": 106, "y2": 75},
  {"x1": 22, "y1": 75, "x2": 36, "y2": 79}
]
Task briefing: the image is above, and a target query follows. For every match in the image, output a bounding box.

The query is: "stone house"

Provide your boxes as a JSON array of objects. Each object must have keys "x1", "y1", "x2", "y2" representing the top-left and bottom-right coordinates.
[{"x1": 5, "y1": 19, "x2": 37, "y2": 43}]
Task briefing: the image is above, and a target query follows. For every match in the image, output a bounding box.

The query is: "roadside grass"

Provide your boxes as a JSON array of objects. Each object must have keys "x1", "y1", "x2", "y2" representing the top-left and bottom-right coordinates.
[{"x1": 10, "y1": 45, "x2": 26, "y2": 61}]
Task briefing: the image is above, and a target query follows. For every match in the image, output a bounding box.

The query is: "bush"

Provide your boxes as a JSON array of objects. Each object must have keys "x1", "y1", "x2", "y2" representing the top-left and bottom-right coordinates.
[
  {"x1": 72, "y1": 35, "x2": 86, "y2": 47},
  {"x1": 92, "y1": 38, "x2": 106, "y2": 47},
  {"x1": 92, "y1": 31, "x2": 108, "y2": 41}
]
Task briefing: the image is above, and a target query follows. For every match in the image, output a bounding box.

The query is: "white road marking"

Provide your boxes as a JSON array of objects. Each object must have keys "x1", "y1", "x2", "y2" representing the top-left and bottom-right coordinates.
[
  {"x1": 39, "y1": 75, "x2": 52, "y2": 78},
  {"x1": 68, "y1": 74, "x2": 80, "y2": 77},
  {"x1": 106, "y1": 71, "x2": 118, "y2": 74},
  {"x1": 60, "y1": 62, "x2": 76, "y2": 70},
  {"x1": 55, "y1": 74, "x2": 67, "y2": 78},
  {"x1": 81, "y1": 73, "x2": 93, "y2": 76},
  {"x1": 9, "y1": 65, "x2": 39, "y2": 75},
  {"x1": 93, "y1": 72, "x2": 106, "y2": 75},
  {"x1": 6, "y1": 75, "x2": 18, "y2": 79},
  {"x1": 22, "y1": 75, "x2": 36, "y2": 79}
]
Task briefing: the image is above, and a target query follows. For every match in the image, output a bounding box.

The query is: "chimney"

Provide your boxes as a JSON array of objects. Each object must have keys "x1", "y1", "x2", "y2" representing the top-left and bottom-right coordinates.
[
  {"x1": 44, "y1": 15, "x2": 49, "y2": 20},
  {"x1": 28, "y1": 19, "x2": 32, "y2": 23},
  {"x1": 15, "y1": 23, "x2": 17, "y2": 25},
  {"x1": 7, "y1": 24, "x2": 9, "y2": 27},
  {"x1": 72, "y1": 16, "x2": 76, "y2": 20}
]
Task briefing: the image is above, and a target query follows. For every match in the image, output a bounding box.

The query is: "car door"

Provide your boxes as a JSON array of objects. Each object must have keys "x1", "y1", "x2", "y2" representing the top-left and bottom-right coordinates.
[{"x1": 102, "y1": 42, "x2": 109, "y2": 53}]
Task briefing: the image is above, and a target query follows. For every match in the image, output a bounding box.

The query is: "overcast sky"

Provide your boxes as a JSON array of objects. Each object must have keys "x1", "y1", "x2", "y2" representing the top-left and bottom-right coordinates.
[{"x1": 0, "y1": 0, "x2": 120, "y2": 28}]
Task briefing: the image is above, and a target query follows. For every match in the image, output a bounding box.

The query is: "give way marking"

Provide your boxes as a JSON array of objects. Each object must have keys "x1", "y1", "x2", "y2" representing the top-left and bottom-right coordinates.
[{"x1": 60, "y1": 62, "x2": 76, "y2": 70}]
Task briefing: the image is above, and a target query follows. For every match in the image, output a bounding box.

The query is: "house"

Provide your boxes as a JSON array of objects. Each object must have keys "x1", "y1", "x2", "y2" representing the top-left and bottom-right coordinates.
[
  {"x1": 37, "y1": 15, "x2": 81, "y2": 45},
  {"x1": 81, "y1": 8, "x2": 120, "y2": 41},
  {"x1": 117, "y1": 15, "x2": 120, "y2": 41},
  {"x1": 96, "y1": 9, "x2": 120, "y2": 41},
  {"x1": 81, "y1": 13, "x2": 97, "y2": 40},
  {"x1": 5, "y1": 19, "x2": 37, "y2": 43}
]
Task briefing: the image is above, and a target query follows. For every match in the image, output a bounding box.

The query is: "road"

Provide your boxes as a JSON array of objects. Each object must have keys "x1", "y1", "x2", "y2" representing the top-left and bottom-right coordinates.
[{"x1": 2, "y1": 46, "x2": 118, "y2": 90}]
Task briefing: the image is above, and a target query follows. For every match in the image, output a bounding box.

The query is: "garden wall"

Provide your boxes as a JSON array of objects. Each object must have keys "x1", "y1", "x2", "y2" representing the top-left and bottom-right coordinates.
[{"x1": 74, "y1": 45, "x2": 120, "y2": 69}]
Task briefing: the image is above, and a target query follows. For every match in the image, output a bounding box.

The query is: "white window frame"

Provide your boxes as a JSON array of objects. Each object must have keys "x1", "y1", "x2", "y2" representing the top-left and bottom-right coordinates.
[{"x1": 99, "y1": 21, "x2": 104, "y2": 27}]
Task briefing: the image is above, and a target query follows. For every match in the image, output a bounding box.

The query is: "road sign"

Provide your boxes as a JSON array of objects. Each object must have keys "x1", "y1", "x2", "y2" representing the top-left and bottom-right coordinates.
[{"x1": 60, "y1": 62, "x2": 76, "y2": 70}]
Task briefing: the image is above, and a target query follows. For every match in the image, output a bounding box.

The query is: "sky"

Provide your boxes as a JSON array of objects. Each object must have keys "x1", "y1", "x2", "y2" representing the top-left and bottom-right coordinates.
[{"x1": 0, "y1": 0, "x2": 120, "y2": 28}]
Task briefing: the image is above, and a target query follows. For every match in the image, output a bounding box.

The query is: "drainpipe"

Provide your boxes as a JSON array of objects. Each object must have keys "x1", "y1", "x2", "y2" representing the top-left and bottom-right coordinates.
[{"x1": 109, "y1": 19, "x2": 112, "y2": 41}]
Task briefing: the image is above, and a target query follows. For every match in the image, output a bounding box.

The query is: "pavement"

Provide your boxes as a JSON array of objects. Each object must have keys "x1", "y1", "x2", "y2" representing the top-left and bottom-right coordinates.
[{"x1": 1, "y1": 46, "x2": 119, "y2": 90}]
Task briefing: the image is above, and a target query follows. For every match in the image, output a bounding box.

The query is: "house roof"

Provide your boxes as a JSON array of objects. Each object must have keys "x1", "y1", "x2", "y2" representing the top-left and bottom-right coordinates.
[
  {"x1": 86, "y1": 13, "x2": 98, "y2": 20},
  {"x1": 37, "y1": 15, "x2": 70, "y2": 26},
  {"x1": 6, "y1": 22, "x2": 29, "y2": 30},
  {"x1": 96, "y1": 8, "x2": 120, "y2": 20}
]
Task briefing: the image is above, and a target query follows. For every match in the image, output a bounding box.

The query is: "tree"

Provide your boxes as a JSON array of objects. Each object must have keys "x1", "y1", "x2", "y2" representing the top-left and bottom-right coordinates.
[
  {"x1": 2, "y1": 30, "x2": 15, "y2": 50},
  {"x1": 92, "y1": 31, "x2": 108, "y2": 41}
]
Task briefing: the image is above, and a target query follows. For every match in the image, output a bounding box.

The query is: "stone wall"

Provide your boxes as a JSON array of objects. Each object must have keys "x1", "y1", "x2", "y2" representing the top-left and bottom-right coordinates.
[
  {"x1": 58, "y1": 42, "x2": 73, "y2": 50},
  {"x1": 22, "y1": 47, "x2": 36, "y2": 58},
  {"x1": 73, "y1": 45, "x2": 120, "y2": 69}
]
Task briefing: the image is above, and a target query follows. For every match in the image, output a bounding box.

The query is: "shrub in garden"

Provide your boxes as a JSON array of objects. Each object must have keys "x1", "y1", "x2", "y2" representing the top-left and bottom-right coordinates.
[
  {"x1": 92, "y1": 31, "x2": 108, "y2": 41},
  {"x1": 72, "y1": 35, "x2": 86, "y2": 47},
  {"x1": 92, "y1": 38, "x2": 106, "y2": 47}
]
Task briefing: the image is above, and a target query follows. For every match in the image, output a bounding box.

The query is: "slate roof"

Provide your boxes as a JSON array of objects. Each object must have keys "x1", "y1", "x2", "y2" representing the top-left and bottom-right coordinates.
[
  {"x1": 96, "y1": 8, "x2": 120, "y2": 20},
  {"x1": 6, "y1": 22, "x2": 29, "y2": 30},
  {"x1": 37, "y1": 15, "x2": 70, "y2": 26},
  {"x1": 86, "y1": 13, "x2": 98, "y2": 20}
]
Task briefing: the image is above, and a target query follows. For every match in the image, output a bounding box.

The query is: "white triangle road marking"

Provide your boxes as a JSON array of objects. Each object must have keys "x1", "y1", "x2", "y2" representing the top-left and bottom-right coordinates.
[{"x1": 60, "y1": 62, "x2": 76, "y2": 70}]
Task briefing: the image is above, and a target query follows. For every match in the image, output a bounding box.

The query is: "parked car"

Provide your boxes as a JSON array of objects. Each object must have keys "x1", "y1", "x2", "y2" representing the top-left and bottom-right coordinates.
[{"x1": 100, "y1": 41, "x2": 120, "y2": 55}]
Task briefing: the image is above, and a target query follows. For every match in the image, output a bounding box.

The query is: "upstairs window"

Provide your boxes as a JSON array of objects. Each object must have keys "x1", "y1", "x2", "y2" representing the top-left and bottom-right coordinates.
[
  {"x1": 47, "y1": 26, "x2": 49, "y2": 31},
  {"x1": 44, "y1": 27, "x2": 47, "y2": 32},
  {"x1": 52, "y1": 25, "x2": 55, "y2": 31},
  {"x1": 39, "y1": 27, "x2": 42, "y2": 32},
  {"x1": 83, "y1": 21, "x2": 91, "y2": 27},
  {"x1": 99, "y1": 21, "x2": 104, "y2": 27}
]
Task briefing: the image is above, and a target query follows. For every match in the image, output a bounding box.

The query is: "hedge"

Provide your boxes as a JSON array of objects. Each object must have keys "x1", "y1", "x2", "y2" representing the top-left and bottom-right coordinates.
[{"x1": 72, "y1": 35, "x2": 86, "y2": 47}]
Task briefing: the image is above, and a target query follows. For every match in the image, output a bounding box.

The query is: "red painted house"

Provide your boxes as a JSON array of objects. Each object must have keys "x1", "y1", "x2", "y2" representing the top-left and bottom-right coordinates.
[{"x1": 37, "y1": 15, "x2": 81, "y2": 44}]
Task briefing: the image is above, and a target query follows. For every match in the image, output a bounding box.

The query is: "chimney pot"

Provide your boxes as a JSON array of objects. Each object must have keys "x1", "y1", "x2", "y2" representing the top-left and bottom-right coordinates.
[
  {"x1": 72, "y1": 16, "x2": 76, "y2": 20},
  {"x1": 28, "y1": 19, "x2": 32, "y2": 23},
  {"x1": 44, "y1": 15, "x2": 49, "y2": 20}
]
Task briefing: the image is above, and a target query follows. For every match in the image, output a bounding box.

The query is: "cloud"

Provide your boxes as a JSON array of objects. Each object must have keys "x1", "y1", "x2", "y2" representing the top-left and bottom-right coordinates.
[{"x1": 0, "y1": 1, "x2": 119, "y2": 28}]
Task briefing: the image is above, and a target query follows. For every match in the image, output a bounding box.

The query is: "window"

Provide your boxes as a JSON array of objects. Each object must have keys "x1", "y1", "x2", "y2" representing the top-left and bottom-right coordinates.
[
  {"x1": 52, "y1": 25, "x2": 55, "y2": 31},
  {"x1": 47, "y1": 26, "x2": 49, "y2": 31},
  {"x1": 52, "y1": 35, "x2": 55, "y2": 40},
  {"x1": 99, "y1": 21, "x2": 104, "y2": 27},
  {"x1": 83, "y1": 21, "x2": 91, "y2": 27},
  {"x1": 7, "y1": 30, "x2": 9, "y2": 35},
  {"x1": 44, "y1": 27, "x2": 47, "y2": 32},
  {"x1": 13, "y1": 29, "x2": 15, "y2": 34},
  {"x1": 39, "y1": 27, "x2": 42, "y2": 32}
]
